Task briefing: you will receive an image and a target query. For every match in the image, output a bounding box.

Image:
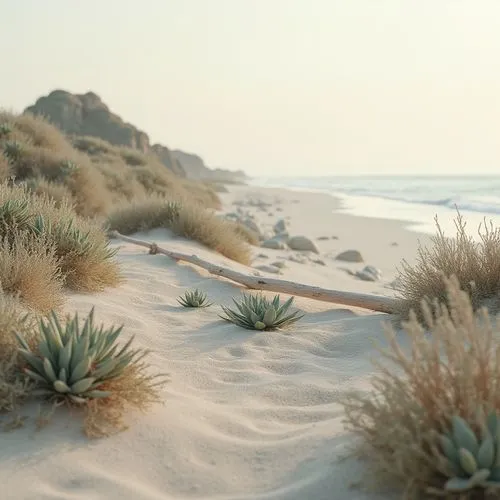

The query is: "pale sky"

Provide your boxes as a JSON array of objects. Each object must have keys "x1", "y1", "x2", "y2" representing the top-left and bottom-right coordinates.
[{"x1": 2, "y1": 0, "x2": 500, "y2": 176}]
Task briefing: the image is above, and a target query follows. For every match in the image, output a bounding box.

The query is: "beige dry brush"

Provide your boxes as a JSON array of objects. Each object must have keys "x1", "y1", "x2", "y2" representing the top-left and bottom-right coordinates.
[
  {"x1": 340, "y1": 276, "x2": 500, "y2": 499},
  {"x1": 395, "y1": 211, "x2": 500, "y2": 321}
]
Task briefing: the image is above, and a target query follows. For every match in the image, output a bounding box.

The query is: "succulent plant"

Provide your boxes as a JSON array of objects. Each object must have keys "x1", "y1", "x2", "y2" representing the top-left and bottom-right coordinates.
[
  {"x1": 220, "y1": 293, "x2": 303, "y2": 330},
  {"x1": 3, "y1": 140, "x2": 24, "y2": 163},
  {"x1": 0, "y1": 199, "x2": 34, "y2": 233},
  {"x1": 440, "y1": 412, "x2": 500, "y2": 492},
  {"x1": 177, "y1": 289, "x2": 212, "y2": 308},
  {"x1": 14, "y1": 308, "x2": 139, "y2": 404}
]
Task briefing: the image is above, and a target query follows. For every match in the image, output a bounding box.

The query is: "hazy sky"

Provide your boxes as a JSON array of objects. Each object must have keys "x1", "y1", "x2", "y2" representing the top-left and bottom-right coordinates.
[{"x1": 2, "y1": 0, "x2": 500, "y2": 176}]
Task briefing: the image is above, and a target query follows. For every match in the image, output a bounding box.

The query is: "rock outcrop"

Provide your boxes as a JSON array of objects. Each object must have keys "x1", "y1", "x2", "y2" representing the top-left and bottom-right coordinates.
[
  {"x1": 25, "y1": 90, "x2": 150, "y2": 152},
  {"x1": 24, "y1": 89, "x2": 247, "y2": 182}
]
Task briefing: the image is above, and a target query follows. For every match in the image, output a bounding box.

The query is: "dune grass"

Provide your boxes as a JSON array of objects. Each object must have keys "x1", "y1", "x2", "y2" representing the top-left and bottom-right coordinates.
[
  {"x1": 106, "y1": 194, "x2": 251, "y2": 264},
  {"x1": 0, "y1": 112, "x2": 222, "y2": 219},
  {"x1": 0, "y1": 297, "x2": 37, "y2": 413},
  {"x1": 0, "y1": 233, "x2": 64, "y2": 313},
  {"x1": 0, "y1": 182, "x2": 121, "y2": 302},
  {"x1": 394, "y1": 211, "x2": 500, "y2": 320},
  {"x1": 341, "y1": 276, "x2": 500, "y2": 498}
]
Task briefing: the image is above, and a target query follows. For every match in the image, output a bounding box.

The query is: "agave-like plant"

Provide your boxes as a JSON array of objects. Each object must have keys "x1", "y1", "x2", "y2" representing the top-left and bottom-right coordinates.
[
  {"x1": 177, "y1": 289, "x2": 212, "y2": 308},
  {"x1": 14, "y1": 308, "x2": 140, "y2": 404},
  {"x1": 220, "y1": 293, "x2": 303, "y2": 330},
  {"x1": 0, "y1": 199, "x2": 34, "y2": 232},
  {"x1": 440, "y1": 412, "x2": 500, "y2": 492}
]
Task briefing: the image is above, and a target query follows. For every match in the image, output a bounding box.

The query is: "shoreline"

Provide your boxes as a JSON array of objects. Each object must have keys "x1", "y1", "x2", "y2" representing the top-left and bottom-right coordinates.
[
  {"x1": 219, "y1": 184, "x2": 430, "y2": 297},
  {"x1": 245, "y1": 179, "x2": 500, "y2": 241}
]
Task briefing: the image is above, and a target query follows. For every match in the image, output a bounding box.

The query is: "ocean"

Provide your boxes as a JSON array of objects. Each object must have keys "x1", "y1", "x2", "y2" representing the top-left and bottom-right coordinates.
[{"x1": 250, "y1": 176, "x2": 500, "y2": 240}]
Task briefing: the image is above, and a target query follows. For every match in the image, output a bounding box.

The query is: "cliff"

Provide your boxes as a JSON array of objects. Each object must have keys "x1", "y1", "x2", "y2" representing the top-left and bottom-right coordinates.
[{"x1": 24, "y1": 90, "x2": 247, "y2": 182}]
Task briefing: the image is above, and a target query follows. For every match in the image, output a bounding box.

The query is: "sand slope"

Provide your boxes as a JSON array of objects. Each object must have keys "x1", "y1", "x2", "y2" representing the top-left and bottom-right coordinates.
[{"x1": 0, "y1": 187, "x2": 423, "y2": 500}]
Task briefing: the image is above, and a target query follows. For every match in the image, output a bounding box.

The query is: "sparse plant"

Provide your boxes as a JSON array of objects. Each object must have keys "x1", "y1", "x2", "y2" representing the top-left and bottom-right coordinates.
[
  {"x1": 0, "y1": 232, "x2": 64, "y2": 312},
  {"x1": 220, "y1": 293, "x2": 303, "y2": 330},
  {"x1": 0, "y1": 297, "x2": 37, "y2": 412},
  {"x1": 395, "y1": 210, "x2": 500, "y2": 320},
  {"x1": 107, "y1": 196, "x2": 251, "y2": 264},
  {"x1": 15, "y1": 307, "x2": 138, "y2": 404},
  {"x1": 177, "y1": 289, "x2": 212, "y2": 308},
  {"x1": 340, "y1": 276, "x2": 500, "y2": 498}
]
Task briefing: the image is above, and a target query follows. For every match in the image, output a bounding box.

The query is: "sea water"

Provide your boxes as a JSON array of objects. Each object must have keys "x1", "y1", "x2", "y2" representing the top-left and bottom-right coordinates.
[{"x1": 251, "y1": 175, "x2": 500, "y2": 240}]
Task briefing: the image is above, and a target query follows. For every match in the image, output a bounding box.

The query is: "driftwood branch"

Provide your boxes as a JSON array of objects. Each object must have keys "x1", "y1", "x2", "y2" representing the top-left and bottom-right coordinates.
[{"x1": 109, "y1": 231, "x2": 398, "y2": 314}]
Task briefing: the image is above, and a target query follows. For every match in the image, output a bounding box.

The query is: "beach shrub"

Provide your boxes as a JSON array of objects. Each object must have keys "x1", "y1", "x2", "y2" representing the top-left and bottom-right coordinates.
[
  {"x1": 177, "y1": 289, "x2": 212, "y2": 308},
  {"x1": 394, "y1": 211, "x2": 500, "y2": 320},
  {"x1": 15, "y1": 307, "x2": 168, "y2": 437},
  {"x1": 220, "y1": 293, "x2": 303, "y2": 330},
  {"x1": 0, "y1": 181, "x2": 121, "y2": 296},
  {"x1": 0, "y1": 297, "x2": 37, "y2": 412},
  {"x1": 0, "y1": 232, "x2": 64, "y2": 313},
  {"x1": 229, "y1": 221, "x2": 260, "y2": 245},
  {"x1": 340, "y1": 276, "x2": 500, "y2": 498},
  {"x1": 106, "y1": 195, "x2": 251, "y2": 264}
]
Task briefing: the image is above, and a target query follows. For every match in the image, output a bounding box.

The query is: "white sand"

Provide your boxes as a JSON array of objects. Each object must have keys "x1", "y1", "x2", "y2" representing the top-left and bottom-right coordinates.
[{"x1": 1, "y1": 186, "x2": 430, "y2": 500}]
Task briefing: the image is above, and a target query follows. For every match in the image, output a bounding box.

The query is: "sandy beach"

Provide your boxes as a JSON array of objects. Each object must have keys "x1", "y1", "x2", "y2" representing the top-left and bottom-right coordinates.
[{"x1": 1, "y1": 185, "x2": 432, "y2": 500}]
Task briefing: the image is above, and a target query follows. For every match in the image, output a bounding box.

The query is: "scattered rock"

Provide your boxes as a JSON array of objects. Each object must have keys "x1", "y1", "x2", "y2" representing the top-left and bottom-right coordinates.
[
  {"x1": 355, "y1": 265, "x2": 382, "y2": 282},
  {"x1": 288, "y1": 255, "x2": 308, "y2": 264},
  {"x1": 287, "y1": 236, "x2": 320, "y2": 254},
  {"x1": 276, "y1": 207, "x2": 283, "y2": 212},
  {"x1": 254, "y1": 264, "x2": 282, "y2": 274},
  {"x1": 317, "y1": 236, "x2": 330, "y2": 241},
  {"x1": 331, "y1": 236, "x2": 339, "y2": 240},
  {"x1": 335, "y1": 249, "x2": 364, "y2": 263},
  {"x1": 391, "y1": 242, "x2": 399, "y2": 247},
  {"x1": 261, "y1": 238, "x2": 287, "y2": 250},
  {"x1": 386, "y1": 278, "x2": 402, "y2": 290},
  {"x1": 256, "y1": 253, "x2": 269, "y2": 259},
  {"x1": 274, "y1": 231, "x2": 289, "y2": 240},
  {"x1": 271, "y1": 261, "x2": 287, "y2": 269},
  {"x1": 240, "y1": 217, "x2": 262, "y2": 238},
  {"x1": 273, "y1": 218, "x2": 288, "y2": 234},
  {"x1": 311, "y1": 258, "x2": 326, "y2": 266}
]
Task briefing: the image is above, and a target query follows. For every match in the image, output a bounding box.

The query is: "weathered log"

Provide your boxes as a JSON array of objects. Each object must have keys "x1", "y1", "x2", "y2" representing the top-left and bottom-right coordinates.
[{"x1": 109, "y1": 231, "x2": 398, "y2": 314}]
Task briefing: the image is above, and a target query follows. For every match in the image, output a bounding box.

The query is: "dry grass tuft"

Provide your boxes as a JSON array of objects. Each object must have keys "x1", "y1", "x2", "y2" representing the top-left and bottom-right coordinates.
[
  {"x1": 0, "y1": 181, "x2": 121, "y2": 295},
  {"x1": 83, "y1": 353, "x2": 168, "y2": 438},
  {"x1": 105, "y1": 195, "x2": 181, "y2": 235},
  {"x1": 0, "y1": 233, "x2": 63, "y2": 313},
  {"x1": 394, "y1": 211, "x2": 500, "y2": 320},
  {"x1": 340, "y1": 275, "x2": 500, "y2": 498},
  {"x1": 24, "y1": 176, "x2": 74, "y2": 207},
  {"x1": 229, "y1": 221, "x2": 260, "y2": 245},
  {"x1": 0, "y1": 297, "x2": 37, "y2": 412},
  {"x1": 107, "y1": 195, "x2": 251, "y2": 264},
  {"x1": 170, "y1": 204, "x2": 251, "y2": 264}
]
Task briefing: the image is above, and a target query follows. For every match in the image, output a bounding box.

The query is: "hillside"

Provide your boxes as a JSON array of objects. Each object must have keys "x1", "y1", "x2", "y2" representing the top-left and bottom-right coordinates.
[
  {"x1": 25, "y1": 90, "x2": 247, "y2": 183},
  {"x1": 0, "y1": 110, "x2": 220, "y2": 216}
]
